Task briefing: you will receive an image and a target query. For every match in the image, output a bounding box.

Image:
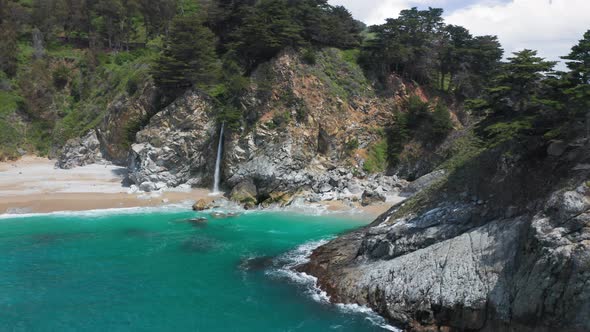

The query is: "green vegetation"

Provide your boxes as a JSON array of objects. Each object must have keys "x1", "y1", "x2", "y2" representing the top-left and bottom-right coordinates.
[
  {"x1": 152, "y1": 14, "x2": 220, "y2": 102},
  {"x1": 0, "y1": 0, "x2": 588, "y2": 167},
  {"x1": 360, "y1": 7, "x2": 503, "y2": 98},
  {"x1": 363, "y1": 139, "x2": 388, "y2": 173}
]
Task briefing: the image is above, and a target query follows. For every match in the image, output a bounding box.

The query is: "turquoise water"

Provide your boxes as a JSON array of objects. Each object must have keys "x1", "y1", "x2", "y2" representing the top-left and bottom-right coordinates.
[{"x1": 0, "y1": 208, "x2": 393, "y2": 331}]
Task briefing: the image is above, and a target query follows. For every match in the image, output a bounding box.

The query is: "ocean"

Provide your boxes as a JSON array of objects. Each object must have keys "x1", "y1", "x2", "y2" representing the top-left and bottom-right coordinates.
[{"x1": 0, "y1": 207, "x2": 397, "y2": 331}]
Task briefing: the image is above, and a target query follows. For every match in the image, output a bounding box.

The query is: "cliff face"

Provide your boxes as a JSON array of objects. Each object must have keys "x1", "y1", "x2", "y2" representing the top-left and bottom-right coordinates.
[
  {"x1": 301, "y1": 130, "x2": 590, "y2": 331},
  {"x1": 125, "y1": 49, "x2": 434, "y2": 202}
]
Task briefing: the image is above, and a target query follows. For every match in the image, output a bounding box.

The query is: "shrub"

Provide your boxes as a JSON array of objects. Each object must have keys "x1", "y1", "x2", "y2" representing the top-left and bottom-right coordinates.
[
  {"x1": 363, "y1": 139, "x2": 388, "y2": 173},
  {"x1": 302, "y1": 48, "x2": 317, "y2": 65},
  {"x1": 406, "y1": 95, "x2": 429, "y2": 128},
  {"x1": 272, "y1": 111, "x2": 291, "y2": 127},
  {"x1": 429, "y1": 103, "x2": 453, "y2": 140},
  {"x1": 345, "y1": 138, "x2": 359, "y2": 154},
  {"x1": 53, "y1": 64, "x2": 70, "y2": 89},
  {"x1": 126, "y1": 73, "x2": 144, "y2": 96}
]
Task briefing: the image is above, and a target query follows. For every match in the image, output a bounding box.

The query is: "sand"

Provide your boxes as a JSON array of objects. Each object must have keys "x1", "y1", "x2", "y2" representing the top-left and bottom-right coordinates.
[
  {"x1": 0, "y1": 156, "x2": 397, "y2": 218},
  {"x1": 0, "y1": 156, "x2": 212, "y2": 214}
]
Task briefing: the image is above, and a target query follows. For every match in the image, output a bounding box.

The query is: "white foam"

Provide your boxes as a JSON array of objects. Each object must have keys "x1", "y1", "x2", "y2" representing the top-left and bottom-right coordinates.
[
  {"x1": 268, "y1": 240, "x2": 401, "y2": 332},
  {"x1": 0, "y1": 202, "x2": 194, "y2": 220}
]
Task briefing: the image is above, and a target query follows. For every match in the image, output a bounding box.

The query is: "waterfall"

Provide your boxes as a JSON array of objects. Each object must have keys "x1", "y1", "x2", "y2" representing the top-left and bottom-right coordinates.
[{"x1": 213, "y1": 122, "x2": 225, "y2": 194}]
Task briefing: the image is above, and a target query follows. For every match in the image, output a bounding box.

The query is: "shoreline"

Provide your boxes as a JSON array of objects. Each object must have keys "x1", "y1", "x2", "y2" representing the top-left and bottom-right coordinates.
[{"x1": 0, "y1": 156, "x2": 394, "y2": 218}]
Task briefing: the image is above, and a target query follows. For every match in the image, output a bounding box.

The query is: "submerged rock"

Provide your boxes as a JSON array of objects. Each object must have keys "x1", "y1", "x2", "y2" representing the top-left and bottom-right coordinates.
[
  {"x1": 210, "y1": 212, "x2": 227, "y2": 219},
  {"x1": 187, "y1": 217, "x2": 208, "y2": 227},
  {"x1": 180, "y1": 235, "x2": 217, "y2": 253},
  {"x1": 239, "y1": 256, "x2": 275, "y2": 271}
]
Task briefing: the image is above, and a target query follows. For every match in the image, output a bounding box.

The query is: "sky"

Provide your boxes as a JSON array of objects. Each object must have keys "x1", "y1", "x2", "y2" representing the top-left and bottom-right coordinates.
[{"x1": 328, "y1": 0, "x2": 590, "y2": 67}]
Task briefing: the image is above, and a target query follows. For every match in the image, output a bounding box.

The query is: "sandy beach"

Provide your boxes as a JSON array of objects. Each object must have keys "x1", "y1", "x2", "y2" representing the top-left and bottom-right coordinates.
[
  {"x1": 0, "y1": 156, "x2": 394, "y2": 217},
  {"x1": 0, "y1": 156, "x2": 213, "y2": 214}
]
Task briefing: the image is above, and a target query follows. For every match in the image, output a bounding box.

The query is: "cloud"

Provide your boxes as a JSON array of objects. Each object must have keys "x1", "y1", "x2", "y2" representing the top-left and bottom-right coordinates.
[
  {"x1": 328, "y1": 0, "x2": 460, "y2": 25},
  {"x1": 445, "y1": 0, "x2": 590, "y2": 64},
  {"x1": 329, "y1": 0, "x2": 589, "y2": 65}
]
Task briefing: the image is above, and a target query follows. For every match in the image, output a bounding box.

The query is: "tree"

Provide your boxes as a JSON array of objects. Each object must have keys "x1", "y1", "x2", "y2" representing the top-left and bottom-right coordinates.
[
  {"x1": 152, "y1": 14, "x2": 220, "y2": 100},
  {"x1": 562, "y1": 30, "x2": 590, "y2": 113},
  {"x1": 295, "y1": 1, "x2": 362, "y2": 49},
  {"x1": 0, "y1": 21, "x2": 18, "y2": 77},
  {"x1": 138, "y1": 0, "x2": 176, "y2": 39},
  {"x1": 230, "y1": 0, "x2": 303, "y2": 70},
  {"x1": 487, "y1": 49, "x2": 556, "y2": 114},
  {"x1": 361, "y1": 7, "x2": 445, "y2": 85},
  {"x1": 439, "y1": 25, "x2": 472, "y2": 91}
]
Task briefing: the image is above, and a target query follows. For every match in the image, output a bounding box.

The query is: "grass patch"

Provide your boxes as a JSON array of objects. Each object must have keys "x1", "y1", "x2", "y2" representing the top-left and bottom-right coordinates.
[{"x1": 363, "y1": 139, "x2": 388, "y2": 173}]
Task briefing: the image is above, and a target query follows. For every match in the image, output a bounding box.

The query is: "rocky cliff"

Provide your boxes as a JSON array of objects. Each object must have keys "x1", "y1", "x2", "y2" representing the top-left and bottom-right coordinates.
[
  {"x1": 124, "y1": 49, "x2": 438, "y2": 203},
  {"x1": 300, "y1": 126, "x2": 590, "y2": 331}
]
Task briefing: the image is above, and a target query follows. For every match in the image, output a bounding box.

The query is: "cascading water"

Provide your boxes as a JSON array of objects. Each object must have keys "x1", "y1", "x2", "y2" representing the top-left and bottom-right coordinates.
[{"x1": 212, "y1": 122, "x2": 225, "y2": 194}]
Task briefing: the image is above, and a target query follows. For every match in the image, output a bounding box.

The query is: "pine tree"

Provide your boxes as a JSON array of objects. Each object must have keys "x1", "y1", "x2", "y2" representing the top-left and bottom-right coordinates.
[
  {"x1": 489, "y1": 49, "x2": 556, "y2": 113},
  {"x1": 153, "y1": 14, "x2": 220, "y2": 100},
  {"x1": 562, "y1": 30, "x2": 590, "y2": 113}
]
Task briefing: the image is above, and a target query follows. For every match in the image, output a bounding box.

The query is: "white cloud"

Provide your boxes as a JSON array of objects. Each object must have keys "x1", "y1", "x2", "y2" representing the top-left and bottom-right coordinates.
[
  {"x1": 329, "y1": 0, "x2": 459, "y2": 25},
  {"x1": 445, "y1": 0, "x2": 590, "y2": 64},
  {"x1": 330, "y1": 0, "x2": 589, "y2": 66}
]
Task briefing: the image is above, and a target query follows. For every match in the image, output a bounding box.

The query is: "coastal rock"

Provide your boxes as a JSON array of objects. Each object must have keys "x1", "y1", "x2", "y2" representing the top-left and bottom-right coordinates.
[
  {"x1": 547, "y1": 140, "x2": 567, "y2": 157},
  {"x1": 128, "y1": 90, "x2": 216, "y2": 188},
  {"x1": 192, "y1": 199, "x2": 212, "y2": 211},
  {"x1": 230, "y1": 179, "x2": 258, "y2": 209},
  {"x1": 361, "y1": 190, "x2": 386, "y2": 206},
  {"x1": 56, "y1": 130, "x2": 106, "y2": 169},
  {"x1": 400, "y1": 169, "x2": 446, "y2": 197},
  {"x1": 301, "y1": 135, "x2": 590, "y2": 331}
]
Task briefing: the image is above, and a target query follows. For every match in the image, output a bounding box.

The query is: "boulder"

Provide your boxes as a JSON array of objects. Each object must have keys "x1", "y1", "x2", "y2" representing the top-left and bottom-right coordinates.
[
  {"x1": 56, "y1": 130, "x2": 106, "y2": 169},
  {"x1": 139, "y1": 181, "x2": 157, "y2": 192},
  {"x1": 547, "y1": 140, "x2": 567, "y2": 157},
  {"x1": 230, "y1": 179, "x2": 258, "y2": 209},
  {"x1": 261, "y1": 191, "x2": 293, "y2": 207},
  {"x1": 192, "y1": 199, "x2": 212, "y2": 211},
  {"x1": 361, "y1": 190, "x2": 386, "y2": 206}
]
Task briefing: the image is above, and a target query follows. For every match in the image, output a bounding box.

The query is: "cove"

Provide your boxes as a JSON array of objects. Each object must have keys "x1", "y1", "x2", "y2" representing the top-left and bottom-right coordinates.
[{"x1": 0, "y1": 209, "x2": 396, "y2": 331}]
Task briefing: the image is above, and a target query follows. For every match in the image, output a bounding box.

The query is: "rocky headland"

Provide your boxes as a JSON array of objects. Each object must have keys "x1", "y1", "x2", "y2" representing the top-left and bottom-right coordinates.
[{"x1": 300, "y1": 128, "x2": 590, "y2": 331}]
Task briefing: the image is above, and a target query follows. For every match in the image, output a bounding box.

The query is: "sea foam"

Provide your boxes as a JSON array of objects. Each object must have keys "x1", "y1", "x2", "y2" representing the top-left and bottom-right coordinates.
[{"x1": 268, "y1": 240, "x2": 401, "y2": 332}]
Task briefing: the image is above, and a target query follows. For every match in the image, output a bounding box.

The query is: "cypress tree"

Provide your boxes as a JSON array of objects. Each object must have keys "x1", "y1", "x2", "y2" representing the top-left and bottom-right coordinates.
[{"x1": 153, "y1": 14, "x2": 220, "y2": 100}]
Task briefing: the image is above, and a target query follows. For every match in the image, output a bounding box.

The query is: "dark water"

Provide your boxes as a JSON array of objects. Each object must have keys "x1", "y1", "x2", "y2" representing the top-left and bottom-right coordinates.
[{"x1": 0, "y1": 209, "x2": 396, "y2": 331}]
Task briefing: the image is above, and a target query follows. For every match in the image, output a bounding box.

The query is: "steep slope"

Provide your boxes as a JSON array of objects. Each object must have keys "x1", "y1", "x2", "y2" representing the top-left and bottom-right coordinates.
[
  {"x1": 126, "y1": 48, "x2": 442, "y2": 203},
  {"x1": 300, "y1": 122, "x2": 590, "y2": 331}
]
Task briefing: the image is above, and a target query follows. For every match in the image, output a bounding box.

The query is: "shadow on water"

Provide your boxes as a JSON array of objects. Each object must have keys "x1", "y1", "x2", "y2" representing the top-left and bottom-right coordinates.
[
  {"x1": 180, "y1": 235, "x2": 219, "y2": 253},
  {"x1": 122, "y1": 228, "x2": 158, "y2": 238},
  {"x1": 30, "y1": 232, "x2": 94, "y2": 245},
  {"x1": 31, "y1": 233, "x2": 65, "y2": 245}
]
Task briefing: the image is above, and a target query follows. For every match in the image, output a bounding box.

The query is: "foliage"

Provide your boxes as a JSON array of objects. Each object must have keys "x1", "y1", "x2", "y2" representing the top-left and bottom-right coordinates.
[
  {"x1": 361, "y1": 7, "x2": 502, "y2": 97},
  {"x1": 363, "y1": 139, "x2": 388, "y2": 173},
  {"x1": 52, "y1": 64, "x2": 70, "y2": 89},
  {"x1": 301, "y1": 48, "x2": 317, "y2": 65},
  {"x1": 561, "y1": 30, "x2": 590, "y2": 114},
  {"x1": 152, "y1": 14, "x2": 220, "y2": 101},
  {"x1": 472, "y1": 49, "x2": 557, "y2": 116}
]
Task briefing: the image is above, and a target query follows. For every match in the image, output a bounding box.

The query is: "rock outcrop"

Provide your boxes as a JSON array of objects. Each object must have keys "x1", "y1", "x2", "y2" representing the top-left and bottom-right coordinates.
[
  {"x1": 56, "y1": 130, "x2": 107, "y2": 169},
  {"x1": 301, "y1": 135, "x2": 590, "y2": 331},
  {"x1": 124, "y1": 49, "x2": 416, "y2": 202},
  {"x1": 127, "y1": 90, "x2": 216, "y2": 191}
]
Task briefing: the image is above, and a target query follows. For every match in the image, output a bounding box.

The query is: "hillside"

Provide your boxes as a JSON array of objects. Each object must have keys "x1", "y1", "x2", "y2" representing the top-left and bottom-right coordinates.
[{"x1": 2, "y1": 1, "x2": 590, "y2": 330}]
